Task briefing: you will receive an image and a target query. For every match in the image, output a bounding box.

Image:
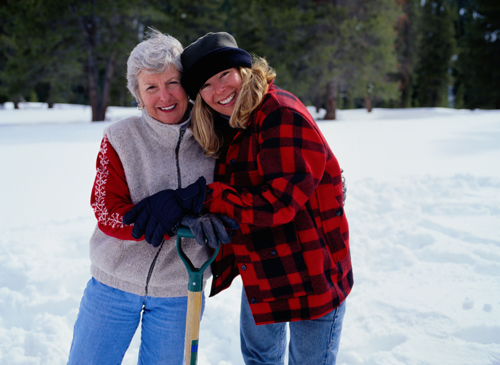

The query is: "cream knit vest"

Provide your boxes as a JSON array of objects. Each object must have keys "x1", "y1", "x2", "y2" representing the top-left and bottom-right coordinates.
[{"x1": 89, "y1": 110, "x2": 215, "y2": 297}]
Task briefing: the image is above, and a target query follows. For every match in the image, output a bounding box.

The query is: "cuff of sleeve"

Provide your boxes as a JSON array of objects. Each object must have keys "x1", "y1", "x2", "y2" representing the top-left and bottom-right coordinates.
[
  {"x1": 206, "y1": 182, "x2": 223, "y2": 201},
  {"x1": 202, "y1": 182, "x2": 224, "y2": 212}
]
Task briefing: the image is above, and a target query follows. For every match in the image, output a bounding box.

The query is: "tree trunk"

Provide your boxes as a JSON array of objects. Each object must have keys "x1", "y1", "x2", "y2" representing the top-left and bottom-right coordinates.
[
  {"x1": 86, "y1": 53, "x2": 106, "y2": 121},
  {"x1": 100, "y1": 50, "x2": 117, "y2": 119},
  {"x1": 86, "y1": 52, "x2": 109, "y2": 121},
  {"x1": 80, "y1": 12, "x2": 103, "y2": 122},
  {"x1": 86, "y1": 52, "x2": 116, "y2": 121},
  {"x1": 99, "y1": 15, "x2": 120, "y2": 121},
  {"x1": 315, "y1": 94, "x2": 321, "y2": 114},
  {"x1": 325, "y1": 79, "x2": 338, "y2": 120},
  {"x1": 365, "y1": 95, "x2": 373, "y2": 112},
  {"x1": 79, "y1": 8, "x2": 117, "y2": 122}
]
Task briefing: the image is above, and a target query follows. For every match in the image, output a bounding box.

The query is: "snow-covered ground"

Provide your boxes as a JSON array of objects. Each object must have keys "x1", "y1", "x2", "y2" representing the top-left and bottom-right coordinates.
[{"x1": 0, "y1": 102, "x2": 499, "y2": 365}]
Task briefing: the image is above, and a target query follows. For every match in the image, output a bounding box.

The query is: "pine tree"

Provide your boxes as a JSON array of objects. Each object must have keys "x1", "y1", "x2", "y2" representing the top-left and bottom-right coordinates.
[
  {"x1": 310, "y1": 0, "x2": 354, "y2": 119},
  {"x1": 218, "y1": 0, "x2": 312, "y2": 103},
  {"x1": 0, "y1": 0, "x2": 81, "y2": 108},
  {"x1": 346, "y1": 0, "x2": 401, "y2": 112},
  {"x1": 150, "y1": 0, "x2": 228, "y2": 46},
  {"x1": 225, "y1": 0, "x2": 400, "y2": 118},
  {"x1": 0, "y1": 0, "x2": 171, "y2": 119},
  {"x1": 67, "y1": 0, "x2": 165, "y2": 121},
  {"x1": 455, "y1": 0, "x2": 500, "y2": 109},
  {"x1": 414, "y1": 0, "x2": 456, "y2": 107},
  {"x1": 393, "y1": 0, "x2": 422, "y2": 107}
]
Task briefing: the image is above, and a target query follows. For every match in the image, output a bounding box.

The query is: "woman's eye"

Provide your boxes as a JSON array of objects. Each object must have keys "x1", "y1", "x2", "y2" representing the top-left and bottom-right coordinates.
[{"x1": 200, "y1": 83, "x2": 209, "y2": 90}]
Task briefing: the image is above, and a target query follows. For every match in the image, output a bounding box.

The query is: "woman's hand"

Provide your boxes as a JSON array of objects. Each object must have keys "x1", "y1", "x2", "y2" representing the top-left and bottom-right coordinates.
[
  {"x1": 180, "y1": 213, "x2": 240, "y2": 249},
  {"x1": 122, "y1": 177, "x2": 207, "y2": 247}
]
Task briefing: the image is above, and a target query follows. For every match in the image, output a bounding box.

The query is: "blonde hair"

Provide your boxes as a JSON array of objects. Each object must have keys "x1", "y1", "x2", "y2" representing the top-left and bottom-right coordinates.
[{"x1": 191, "y1": 56, "x2": 276, "y2": 157}]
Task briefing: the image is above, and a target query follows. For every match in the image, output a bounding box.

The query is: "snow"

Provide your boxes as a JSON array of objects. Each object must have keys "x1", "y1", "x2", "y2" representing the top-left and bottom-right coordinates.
[{"x1": 1, "y1": 102, "x2": 499, "y2": 365}]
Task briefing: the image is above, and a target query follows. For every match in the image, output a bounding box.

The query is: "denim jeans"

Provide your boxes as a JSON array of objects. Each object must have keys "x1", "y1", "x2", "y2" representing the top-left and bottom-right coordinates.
[
  {"x1": 240, "y1": 289, "x2": 346, "y2": 365},
  {"x1": 67, "y1": 278, "x2": 204, "y2": 365}
]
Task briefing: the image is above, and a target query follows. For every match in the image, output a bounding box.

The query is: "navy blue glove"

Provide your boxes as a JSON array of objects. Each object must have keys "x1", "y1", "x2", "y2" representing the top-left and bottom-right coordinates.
[
  {"x1": 173, "y1": 176, "x2": 207, "y2": 214},
  {"x1": 123, "y1": 177, "x2": 207, "y2": 247},
  {"x1": 180, "y1": 214, "x2": 240, "y2": 249}
]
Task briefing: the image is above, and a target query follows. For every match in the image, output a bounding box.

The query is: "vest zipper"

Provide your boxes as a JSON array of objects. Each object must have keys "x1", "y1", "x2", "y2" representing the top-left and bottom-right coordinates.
[
  {"x1": 144, "y1": 240, "x2": 164, "y2": 296},
  {"x1": 175, "y1": 129, "x2": 185, "y2": 188},
  {"x1": 144, "y1": 128, "x2": 185, "y2": 296}
]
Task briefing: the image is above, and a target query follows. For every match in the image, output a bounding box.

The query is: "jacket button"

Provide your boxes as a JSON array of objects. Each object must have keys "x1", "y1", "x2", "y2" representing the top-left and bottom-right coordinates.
[
  {"x1": 230, "y1": 159, "x2": 236, "y2": 165},
  {"x1": 270, "y1": 249, "x2": 277, "y2": 255},
  {"x1": 251, "y1": 298, "x2": 257, "y2": 304},
  {"x1": 241, "y1": 265, "x2": 247, "y2": 271},
  {"x1": 336, "y1": 207, "x2": 343, "y2": 216}
]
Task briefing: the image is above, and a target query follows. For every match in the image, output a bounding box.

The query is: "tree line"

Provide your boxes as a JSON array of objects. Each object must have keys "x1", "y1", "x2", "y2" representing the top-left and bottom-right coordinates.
[{"x1": 0, "y1": 0, "x2": 498, "y2": 121}]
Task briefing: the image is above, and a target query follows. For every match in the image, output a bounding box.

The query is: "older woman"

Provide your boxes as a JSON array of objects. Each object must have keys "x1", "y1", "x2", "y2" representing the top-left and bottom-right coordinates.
[
  {"x1": 179, "y1": 32, "x2": 353, "y2": 365},
  {"x1": 67, "y1": 30, "x2": 237, "y2": 365}
]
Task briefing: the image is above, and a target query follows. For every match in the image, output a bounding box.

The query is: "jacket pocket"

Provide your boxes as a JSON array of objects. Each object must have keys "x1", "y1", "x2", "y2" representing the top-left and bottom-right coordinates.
[
  {"x1": 315, "y1": 184, "x2": 348, "y2": 262},
  {"x1": 239, "y1": 221, "x2": 314, "y2": 302}
]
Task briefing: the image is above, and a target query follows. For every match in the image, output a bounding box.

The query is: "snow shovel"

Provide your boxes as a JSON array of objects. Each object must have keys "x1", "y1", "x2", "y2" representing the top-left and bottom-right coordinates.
[{"x1": 176, "y1": 226, "x2": 221, "y2": 365}]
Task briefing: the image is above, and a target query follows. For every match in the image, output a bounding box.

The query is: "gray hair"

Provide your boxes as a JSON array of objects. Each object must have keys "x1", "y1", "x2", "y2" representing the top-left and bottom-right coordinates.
[{"x1": 127, "y1": 29, "x2": 183, "y2": 104}]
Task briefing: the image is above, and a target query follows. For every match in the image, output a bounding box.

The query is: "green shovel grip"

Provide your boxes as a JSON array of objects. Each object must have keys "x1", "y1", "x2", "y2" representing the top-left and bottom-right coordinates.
[{"x1": 176, "y1": 226, "x2": 220, "y2": 292}]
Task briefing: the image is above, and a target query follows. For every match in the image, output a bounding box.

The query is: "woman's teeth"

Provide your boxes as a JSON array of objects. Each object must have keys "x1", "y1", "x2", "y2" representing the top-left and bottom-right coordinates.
[
  {"x1": 160, "y1": 104, "x2": 175, "y2": 111},
  {"x1": 219, "y1": 92, "x2": 235, "y2": 105}
]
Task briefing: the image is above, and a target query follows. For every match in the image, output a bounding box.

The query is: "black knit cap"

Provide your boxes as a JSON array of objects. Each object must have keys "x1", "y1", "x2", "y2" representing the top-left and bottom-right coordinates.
[{"x1": 181, "y1": 32, "x2": 252, "y2": 100}]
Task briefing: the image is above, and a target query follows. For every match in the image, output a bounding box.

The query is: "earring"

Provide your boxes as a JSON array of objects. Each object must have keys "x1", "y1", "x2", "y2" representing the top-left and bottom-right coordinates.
[{"x1": 137, "y1": 104, "x2": 143, "y2": 110}]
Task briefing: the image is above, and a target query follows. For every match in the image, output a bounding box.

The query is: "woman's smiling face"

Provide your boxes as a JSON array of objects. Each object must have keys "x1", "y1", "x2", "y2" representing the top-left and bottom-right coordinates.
[
  {"x1": 199, "y1": 68, "x2": 242, "y2": 116},
  {"x1": 137, "y1": 67, "x2": 189, "y2": 124}
]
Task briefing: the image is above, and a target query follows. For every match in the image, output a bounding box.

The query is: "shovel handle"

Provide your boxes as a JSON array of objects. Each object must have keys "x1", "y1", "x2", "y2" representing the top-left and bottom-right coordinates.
[
  {"x1": 184, "y1": 291, "x2": 202, "y2": 365},
  {"x1": 176, "y1": 226, "x2": 220, "y2": 365}
]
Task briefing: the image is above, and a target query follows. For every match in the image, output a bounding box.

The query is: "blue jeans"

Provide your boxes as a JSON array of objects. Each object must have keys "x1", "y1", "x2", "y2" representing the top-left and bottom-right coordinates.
[
  {"x1": 240, "y1": 289, "x2": 346, "y2": 365},
  {"x1": 67, "y1": 278, "x2": 204, "y2": 365}
]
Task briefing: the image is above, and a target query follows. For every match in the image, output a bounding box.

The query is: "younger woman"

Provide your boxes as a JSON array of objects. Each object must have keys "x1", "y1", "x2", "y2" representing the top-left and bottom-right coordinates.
[{"x1": 181, "y1": 32, "x2": 353, "y2": 364}]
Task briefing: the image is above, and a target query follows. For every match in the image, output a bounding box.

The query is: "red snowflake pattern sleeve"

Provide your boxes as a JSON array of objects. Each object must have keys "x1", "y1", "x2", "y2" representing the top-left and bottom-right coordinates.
[{"x1": 90, "y1": 135, "x2": 141, "y2": 241}]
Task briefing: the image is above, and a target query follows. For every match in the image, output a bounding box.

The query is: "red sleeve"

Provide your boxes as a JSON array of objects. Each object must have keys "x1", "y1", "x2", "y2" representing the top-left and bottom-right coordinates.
[
  {"x1": 90, "y1": 135, "x2": 142, "y2": 241},
  {"x1": 203, "y1": 108, "x2": 327, "y2": 227}
]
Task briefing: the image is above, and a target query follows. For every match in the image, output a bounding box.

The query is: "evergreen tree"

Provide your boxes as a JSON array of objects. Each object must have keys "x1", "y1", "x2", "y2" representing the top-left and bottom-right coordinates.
[
  {"x1": 0, "y1": 0, "x2": 169, "y2": 119},
  {"x1": 227, "y1": 0, "x2": 316, "y2": 105},
  {"x1": 455, "y1": 0, "x2": 500, "y2": 109},
  {"x1": 67, "y1": 0, "x2": 164, "y2": 121},
  {"x1": 242, "y1": 0, "x2": 359, "y2": 120},
  {"x1": 225, "y1": 0, "x2": 400, "y2": 118},
  {"x1": 0, "y1": 0, "x2": 81, "y2": 108},
  {"x1": 150, "y1": 0, "x2": 228, "y2": 46},
  {"x1": 346, "y1": 0, "x2": 401, "y2": 112},
  {"x1": 309, "y1": 0, "x2": 355, "y2": 119},
  {"x1": 414, "y1": 0, "x2": 456, "y2": 107},
  {"x1": 0, "y1": 5, "x2": 9, "y2": 106},
  {"x1": 301, "y1": 0, "x2": 400, "y2": 117},
  {"x1": 393, "y1": 0, "x2": 422, "y2": 107}
]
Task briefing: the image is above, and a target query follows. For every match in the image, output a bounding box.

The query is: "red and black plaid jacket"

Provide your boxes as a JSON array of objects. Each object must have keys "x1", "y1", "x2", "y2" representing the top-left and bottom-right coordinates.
[{"x1": 204, "y1": 83, "x2": 353, "y2": 325}]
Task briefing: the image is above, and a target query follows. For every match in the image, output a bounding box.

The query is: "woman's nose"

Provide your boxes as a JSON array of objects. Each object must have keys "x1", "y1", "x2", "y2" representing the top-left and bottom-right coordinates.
[
  {"x1": 214, "y1": 81, "x2": 226, "y2": 94},
  {"x1": 159, "y1": 87, "x2": 171, "y2": 101}
]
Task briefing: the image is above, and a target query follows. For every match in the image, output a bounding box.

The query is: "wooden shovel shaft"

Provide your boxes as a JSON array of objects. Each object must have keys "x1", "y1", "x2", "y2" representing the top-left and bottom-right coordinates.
[
  {"x1": 184, "y1": 290, "x2": 202, "y2": 365},
  {"x1": 176, "y1": 227, "x2": 220, "y2": 365}
]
